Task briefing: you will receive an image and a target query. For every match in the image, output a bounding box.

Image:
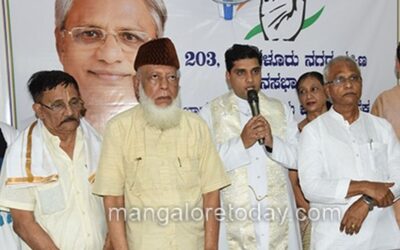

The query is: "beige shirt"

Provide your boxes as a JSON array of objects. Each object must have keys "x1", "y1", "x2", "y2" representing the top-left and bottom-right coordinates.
[
  {"x1": 0, "y1": 126, "x2": 106, "y2": 250},
  {"x1": 371, "y1": 84, "x2": 400, "y2": 226},
  {"x1": 372, "y1": 84, "x2": 400, "y2": 139},
  {"x1": 93, "y1": 106, "x2": 230, "y2": 250}
]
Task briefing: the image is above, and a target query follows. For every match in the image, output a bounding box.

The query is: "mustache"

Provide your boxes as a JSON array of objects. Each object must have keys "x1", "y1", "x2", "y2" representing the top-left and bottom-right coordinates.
[{"x1": 60, "y1": 116, "x2": 79, "y2": 125}]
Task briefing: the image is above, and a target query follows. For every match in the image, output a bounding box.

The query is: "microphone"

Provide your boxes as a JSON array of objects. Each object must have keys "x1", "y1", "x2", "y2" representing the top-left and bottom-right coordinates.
[{"x1": 247, "y1": 89, "x2": 264, "y2": 145}]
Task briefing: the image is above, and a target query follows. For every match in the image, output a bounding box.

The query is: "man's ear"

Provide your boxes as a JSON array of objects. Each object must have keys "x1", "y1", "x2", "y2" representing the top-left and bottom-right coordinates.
[
  {"x1": 225, "y1": 71, "x2": 231, "y2": 88},
  {"x1": 32, "y1": 103, "x2": 44, "y2": 120},
  {"x1": 55, "y1": 28, "x2": 65, "y2": 63},
  {"x1": 225, "y1": 71, "x2": 230, "y2": 81}
]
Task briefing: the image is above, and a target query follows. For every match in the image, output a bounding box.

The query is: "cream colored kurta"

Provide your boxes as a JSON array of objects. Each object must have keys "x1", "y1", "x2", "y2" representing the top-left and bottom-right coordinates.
[
  {"x1": 372, "y1": 84, "x2": 400, "y2": 139},
  {"x1": 0, "y1": 125, "x2": 106, "y2": 250},
  {"x1": 93, "y1": 106, "x2": 230, "y2": 250}
]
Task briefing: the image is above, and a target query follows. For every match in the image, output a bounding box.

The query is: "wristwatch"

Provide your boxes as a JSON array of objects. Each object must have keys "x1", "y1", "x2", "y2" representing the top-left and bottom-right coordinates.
[{"x1": 361, "y1": 195, "x2": 374, "y2": 211}]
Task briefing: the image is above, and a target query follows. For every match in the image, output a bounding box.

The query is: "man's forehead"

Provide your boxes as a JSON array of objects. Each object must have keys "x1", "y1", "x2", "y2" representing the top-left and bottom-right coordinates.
[
  {"x1": 141, "y1": 64, "x2": 178, "y2": 73},
  {"x1": 42, "y1": 84, "x2": 79, "y2": 99},
  {"x1": 330, "y1": 62, "x2": 359, "y2": 76},
  {"x1": 65, "y1": 0, "x2": 156, "y2": 32},
  {"x1": 232, "y1": 58, "x2": 260, "y2": 69}
]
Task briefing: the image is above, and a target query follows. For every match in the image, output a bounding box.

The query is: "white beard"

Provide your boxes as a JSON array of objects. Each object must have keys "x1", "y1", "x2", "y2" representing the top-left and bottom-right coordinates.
[{"x1": 139, "y1": 85, "x2": 182, "y2": 130}]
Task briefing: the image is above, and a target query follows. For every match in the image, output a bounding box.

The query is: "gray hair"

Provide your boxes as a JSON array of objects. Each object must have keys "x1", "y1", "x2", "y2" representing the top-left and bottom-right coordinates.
[
  {"x1": 323, "y1": 56, "x2": 360, "y2": 82},
  {"x1": 55, "y1": 0, "x2": 167, "y2": 37}
]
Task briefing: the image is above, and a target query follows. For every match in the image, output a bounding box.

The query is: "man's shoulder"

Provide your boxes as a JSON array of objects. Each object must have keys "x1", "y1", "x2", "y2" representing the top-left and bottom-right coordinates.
[
  {"x1": 181, "y1": 110, "x2": 207, "y2": 126},
  {"x1": 102, "y1": 105, "x2": 143, "y2": 136},
  {"x1": 259, "y1": 92, "x2": 284, "y2": 105},
  {"x1": 377, "y1": 84, "x2": 400, "y2": 100},
  {"x1": 363, "y1": 111, "x2": 392, "y2": 127},
  {"x1": 107, "y1": 105, "x2": 141, "y2": 125},
  {"x1": 198, "y1": 92, "x2": 232, "y2": 118},
  {"x1": 302, "y1": 111, "x2": 331, "y2": 131},
  {"x1": 362, "y1": 112, "x2": 399, "y2": 138},
  {"x1": 207, "y1": 92, "x2": 231, "y2": 104}
]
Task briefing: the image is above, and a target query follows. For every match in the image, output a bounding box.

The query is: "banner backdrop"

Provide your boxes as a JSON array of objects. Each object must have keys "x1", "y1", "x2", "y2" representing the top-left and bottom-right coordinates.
[
  {"x1": 0, "y1": 0, "x2": 14, "y2": 125},
  {"x1": 1, "y1": 0, "x2": 397, "y2": 130}
]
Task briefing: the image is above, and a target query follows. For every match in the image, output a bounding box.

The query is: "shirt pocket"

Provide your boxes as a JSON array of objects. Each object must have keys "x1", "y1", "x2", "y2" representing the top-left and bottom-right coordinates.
[
  {"x1": 370, "y1": 142, "x2": 389, "y2": 180},
  {"x1": 361, "y1": 142, "x2": 389, "y2": 180},
  {"x1": 36, "y1": 182, "x2": 66, "y2": 215},
  {"x1": 175, "y1": 157, "x2": 200, "y2": 189}
]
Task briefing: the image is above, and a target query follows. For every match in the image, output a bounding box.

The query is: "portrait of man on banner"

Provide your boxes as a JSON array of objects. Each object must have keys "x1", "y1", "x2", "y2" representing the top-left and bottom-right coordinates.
[{"x1": 54, "y1": 0, "x2": 167, "y2": 133}]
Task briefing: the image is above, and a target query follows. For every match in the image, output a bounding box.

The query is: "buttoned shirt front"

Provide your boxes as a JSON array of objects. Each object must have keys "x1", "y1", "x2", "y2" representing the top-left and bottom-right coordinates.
[
  {"x1": 0, "y1": 126, "x2": 106, "y2": 250},
  {"x1": 298, "y1": 108, "x2": 400, "y2": 250},
  {"x1": 93, "y1": 106, "x2": 230, "y2": 250}
]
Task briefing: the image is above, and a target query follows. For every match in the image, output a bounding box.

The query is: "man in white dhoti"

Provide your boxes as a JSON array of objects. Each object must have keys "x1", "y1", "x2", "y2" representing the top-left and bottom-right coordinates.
[
  {"x1": 0, "y1": 71, "x2": 109, "y2": 249},
  {"x1": 199, "y1": 44, "x2": 302, "y2": 250},
  {"x1": 298, "y1": 56, "x2": 400, "y2": 249}
]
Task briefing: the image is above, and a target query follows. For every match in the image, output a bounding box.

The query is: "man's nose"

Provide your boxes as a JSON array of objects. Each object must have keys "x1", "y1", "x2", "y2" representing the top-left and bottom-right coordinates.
[
  {"x1": 343, "y1": 78, "x2": 353, "y2": 88},
  {"x1": 95, "y1": 35, "x2": 124, "y2": 64},
  {"x1": 159, "y1": 76, "x2": 169, "y2": 89},
  {"x1": 245, "y1": 72, "x2": 253, "y2": 83},
  {"x1": 63, "y1": 103, "x2": 74, "y2": 116}
]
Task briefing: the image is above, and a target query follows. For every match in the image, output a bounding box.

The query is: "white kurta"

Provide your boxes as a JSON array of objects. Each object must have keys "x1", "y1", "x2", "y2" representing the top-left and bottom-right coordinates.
[
  {"x1": 200, "y1": 94, "x2": 301, "y2": 250},
  {"x1": 298, "y1": 108, "x2": 400, "y2": 250}
]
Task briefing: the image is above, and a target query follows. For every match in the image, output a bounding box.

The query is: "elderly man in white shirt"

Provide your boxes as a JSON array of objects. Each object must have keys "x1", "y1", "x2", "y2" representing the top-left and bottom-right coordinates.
[
  {"x1": 0, "y1": 71, "x2": 108, "y2": 249},
  {"x1": 298, "y1": 56, "x2": 400, "y2": 250}
]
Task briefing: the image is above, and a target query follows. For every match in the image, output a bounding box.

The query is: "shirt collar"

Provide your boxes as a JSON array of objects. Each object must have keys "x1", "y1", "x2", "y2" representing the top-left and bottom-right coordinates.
[
  {"x1": 233, "y1": 94, "x2": 252, "y2": 116},
  {"x1": 328, "y1": 107, "x2": 361, "y2": 126},
  {"x1": 42, "y1": 123, "x2": 82, "y2": 148}
]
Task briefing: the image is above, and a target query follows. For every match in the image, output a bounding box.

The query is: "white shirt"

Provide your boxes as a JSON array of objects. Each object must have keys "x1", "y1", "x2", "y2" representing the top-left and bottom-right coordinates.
[
  {"x1": 0, "y1": 125, "x2": 106, "y2": 250},
  {"x1": 200, "y1": 94, "x2": 301, "y2": 250},
  {"x1": 298, "y1": 108, "x2": 400, "y2": 250}
]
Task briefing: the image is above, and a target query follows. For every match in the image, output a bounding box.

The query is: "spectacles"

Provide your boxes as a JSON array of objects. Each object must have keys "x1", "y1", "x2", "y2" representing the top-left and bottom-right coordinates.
[
  {"x1": 62, "y1": 26, "x2": 151, "y2": 52},
  {"x1": 39, "y1": 98, "x2": 84, "y2": 113},
  {"x1": 326, "y1": 75, "x2": 362, "y2": 85}
]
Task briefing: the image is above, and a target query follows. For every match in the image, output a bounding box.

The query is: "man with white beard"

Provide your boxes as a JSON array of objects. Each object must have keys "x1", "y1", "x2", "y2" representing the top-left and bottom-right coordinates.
[{"x1": 93, "y1": 38, "x2": 230, "y2": 250}]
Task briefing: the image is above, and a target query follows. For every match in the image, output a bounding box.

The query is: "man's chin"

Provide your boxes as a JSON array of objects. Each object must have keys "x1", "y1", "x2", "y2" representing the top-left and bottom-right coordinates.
[
  {"x1": 138, "y1": 84, "x2": 182, "y2": 130},
  {"x1": 142, "y1": 103, "x2": 182, "y2": 130}
]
